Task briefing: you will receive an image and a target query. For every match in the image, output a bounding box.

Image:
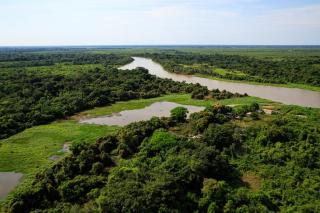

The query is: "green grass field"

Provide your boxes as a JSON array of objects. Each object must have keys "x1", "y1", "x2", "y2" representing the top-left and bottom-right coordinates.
[
  {"x1": 0, "y1": 121, "x2": 118, "y2": 174},
  {"x1": 0, "y1": 120, "x2": 118, "y2": 204}
]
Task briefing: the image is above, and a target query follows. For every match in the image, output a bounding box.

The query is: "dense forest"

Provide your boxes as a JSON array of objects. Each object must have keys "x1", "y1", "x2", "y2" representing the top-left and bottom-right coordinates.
[
  {"x1": 0, "y1": 51, "x2": 243, "y2": 139},
  {"x1": 0, "y1": 64, "x2": 185, "y2": 139},
  {"x1": 0, "y1": 52, "x2": 132, "y2": 68},
  {"x1": 141, "y1": 52, "x2": 320, "y2": 86},
  {"x1": 4, "y1": 102, "x2": 320, "y2": 212}
]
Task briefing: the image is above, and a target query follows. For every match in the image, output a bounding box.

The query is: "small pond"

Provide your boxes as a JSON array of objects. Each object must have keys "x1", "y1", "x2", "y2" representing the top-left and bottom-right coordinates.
[
  {"x1": 79, "y1": 102, "x2": 205, "y2": 126},
  {"x1": 0, "y1": 172, "x2": 23, "y2": 199}
]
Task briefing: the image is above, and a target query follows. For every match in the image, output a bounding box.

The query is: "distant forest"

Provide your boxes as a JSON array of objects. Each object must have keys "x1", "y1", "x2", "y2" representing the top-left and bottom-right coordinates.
[{"x1": 142, "y1": 52, "x2": 320, "y2": 86}]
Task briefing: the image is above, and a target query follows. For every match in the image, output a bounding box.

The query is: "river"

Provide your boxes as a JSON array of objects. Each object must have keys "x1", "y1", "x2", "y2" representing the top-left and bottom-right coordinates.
[{"x1": 120, "y1": 57, "x2": 320, "y2": 108}]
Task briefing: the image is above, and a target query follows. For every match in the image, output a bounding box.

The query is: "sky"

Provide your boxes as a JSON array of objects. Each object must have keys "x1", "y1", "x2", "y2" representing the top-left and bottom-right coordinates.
[{"x1": 0, "y1": 0, "x2": 320, "y2": 46}]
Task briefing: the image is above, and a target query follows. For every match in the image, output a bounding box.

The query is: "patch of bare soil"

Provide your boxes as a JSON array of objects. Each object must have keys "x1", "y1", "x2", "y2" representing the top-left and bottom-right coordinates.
[{"x1": 241, "y1": 172, "x2": 262, "y2": 192}]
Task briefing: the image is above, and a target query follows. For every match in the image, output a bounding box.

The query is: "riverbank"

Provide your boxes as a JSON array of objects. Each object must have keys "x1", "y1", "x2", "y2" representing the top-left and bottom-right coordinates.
[
  {"x1": 75, "y1": 94, "x2": 273, "y2": 118},
  {"x1": 148, "y1": 58, "x2": 320, "y2": 92},
  {"x1": 0, "y1": 121, "x2": 117, "y2": 206},
  {"x1": 0, "y1": 121, "x2": 118, "y2": 175},
  {"x1": 149, "y1": 59, "x2": 320, "y2": 92},
  {"x1": 122, "y1": 57, "x2": 320, "y2": 108},
  {"x1": 193, "y1": 73, "x2": 320, "y2": 92}
]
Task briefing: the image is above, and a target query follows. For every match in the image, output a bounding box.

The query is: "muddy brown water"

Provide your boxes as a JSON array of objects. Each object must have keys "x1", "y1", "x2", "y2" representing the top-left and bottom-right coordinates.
[
  {"x1": 79, "y1": 102, "x2": 204, "y2": 126},
  {"x1": 120, "y1": 57, "x2": 320, "y2": 108},
  {"x1": 0, "y1": 172, "x2": 23, "y2": 199}
]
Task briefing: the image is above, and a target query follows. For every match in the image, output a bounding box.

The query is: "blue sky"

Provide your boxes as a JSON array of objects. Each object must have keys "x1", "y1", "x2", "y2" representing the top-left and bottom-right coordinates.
[{"x1": 0, "y1": 0, "x2": 320, "y2": 45}]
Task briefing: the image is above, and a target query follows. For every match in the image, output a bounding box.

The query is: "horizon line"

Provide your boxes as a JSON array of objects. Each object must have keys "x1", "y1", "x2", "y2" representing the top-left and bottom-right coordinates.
[{"x1": 1, "y1": 44, "x2": 320, "y2": 48}]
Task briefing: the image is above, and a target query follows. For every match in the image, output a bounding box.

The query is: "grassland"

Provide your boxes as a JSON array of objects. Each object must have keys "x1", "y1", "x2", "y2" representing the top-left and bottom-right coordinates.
[
  {"x1": 0, "y1": 120, "x2": 118, "y2": 205},
  {"x1": 77, "y1": 94, "x2": 273, "y2": 118},
  {"x1": 0, "y1": 121, "x2": 118, "y2": 174}
]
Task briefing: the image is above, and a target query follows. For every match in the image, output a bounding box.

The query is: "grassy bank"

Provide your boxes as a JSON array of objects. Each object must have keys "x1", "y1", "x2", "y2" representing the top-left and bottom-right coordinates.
[
  {"x1": 0, "y1": 120, "x2": 118, "y2": 205},
  {"x1": 0, "y1": 121, "x2": 118, "y2": 174},
  {"x1": 77, "y1": 94, "x2": 273, "y2": 117}
]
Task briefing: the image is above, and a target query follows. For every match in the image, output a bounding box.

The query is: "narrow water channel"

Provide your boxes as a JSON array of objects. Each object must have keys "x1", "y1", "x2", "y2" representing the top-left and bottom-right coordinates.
[
  {"x1": 120, "y1": 57, "x2": 320, "y2": 108},
  {"x1": 0, "y1": 172, "x2": 23, "y2": 200}
]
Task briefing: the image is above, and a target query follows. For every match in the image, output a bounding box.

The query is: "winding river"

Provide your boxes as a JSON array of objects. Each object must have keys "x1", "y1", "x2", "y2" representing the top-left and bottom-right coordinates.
[{"x1": 120, "y1": 57, "x2": 320, "y2": 108}]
